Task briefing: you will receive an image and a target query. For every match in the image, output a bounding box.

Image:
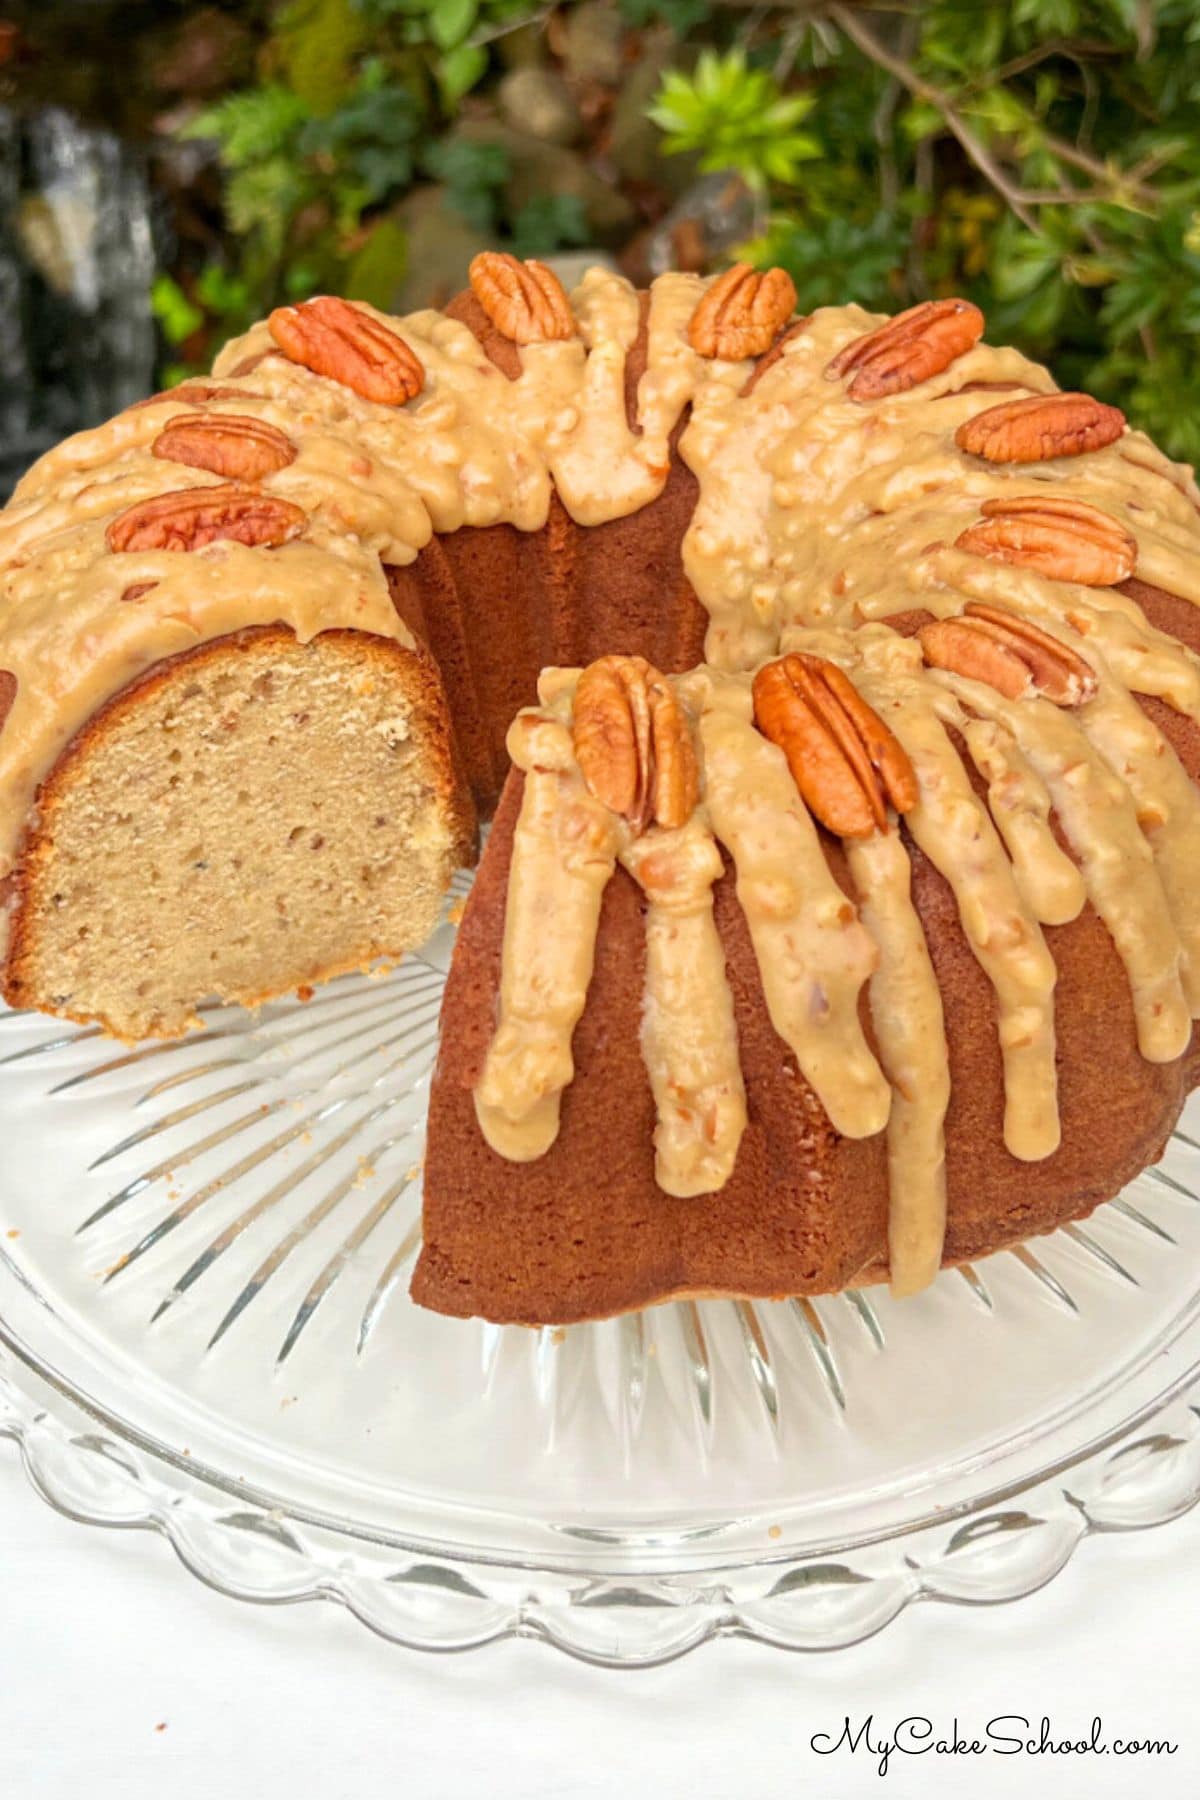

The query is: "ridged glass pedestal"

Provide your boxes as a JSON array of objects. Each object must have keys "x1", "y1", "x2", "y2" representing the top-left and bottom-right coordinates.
[{"x1": 2, "y1": 873, "x2": 1198, "y2": 1664}]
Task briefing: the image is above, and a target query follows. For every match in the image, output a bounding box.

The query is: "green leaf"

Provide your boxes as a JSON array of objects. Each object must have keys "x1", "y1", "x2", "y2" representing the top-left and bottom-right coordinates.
[
  {"x1": 429, "y1": 0, "x2": 478, "y2": 50},
  {"x1": 184, "y1": 88, "x2": 308, "y2": 167},
  {"x1": 648, "y1": 49, "x2": 820, "y2": 190},
  {"x1": 436, "y1": 41, "x2": 487, "y2": 105},
  {"x1": 150, "y1": 275, "x2": 204, "y2": 346}
]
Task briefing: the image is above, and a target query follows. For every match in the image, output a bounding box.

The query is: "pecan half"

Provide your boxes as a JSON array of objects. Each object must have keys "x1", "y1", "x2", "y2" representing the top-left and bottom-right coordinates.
[
  {"x1": 572, "y1": 655, "x2": 698, "y2": 834},
  {"x1": 919, "y1": 603, "x2": 1097, "y2": 706},
  {"x1": 955, "y1": 495, "x2": 1136, "y2": 587},
  {"x1": 106, "y1": 485, "x2": 306, "y2": 554},
  {"x1": 267, "y1": 296, "x2": 424, "y2": 405},
  {"x1": 956, "y1": 392, "x2": 1125, "y2": 463},
  {"x1": 688, "y1": 263, "x2": 797, "y2": 361},
  {"x1": 752, "y1": 654, "x2": 917, "y2": 838},
  {"x1": 825, "y1": 298, "x2": 984, "y2": 401},
  {"x1": 468, "y1": 252, "x2": 574, "y2": 344},
  {"x1": 152, "y1": 413, "x2": 298, "y2": 483},
  {"x1": 129, "y1": 383, "x2": 250, "y2": 412}
]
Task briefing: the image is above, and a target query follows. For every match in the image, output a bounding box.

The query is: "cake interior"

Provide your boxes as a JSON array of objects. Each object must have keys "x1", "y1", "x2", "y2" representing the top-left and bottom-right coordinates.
[{"x1": 4, "y1": 627, "x2": 467, "y2": 1038}]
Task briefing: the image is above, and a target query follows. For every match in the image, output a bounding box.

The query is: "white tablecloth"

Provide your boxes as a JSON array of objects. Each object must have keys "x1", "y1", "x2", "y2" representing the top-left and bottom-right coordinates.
[{"x1": 0, "y1": 1455, "x2": 1194, "y2": 1798}]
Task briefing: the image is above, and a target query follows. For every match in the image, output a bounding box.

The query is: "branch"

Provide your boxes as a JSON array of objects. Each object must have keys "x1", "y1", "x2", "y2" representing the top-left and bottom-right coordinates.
[{"x1": 826, "y1": 3, "x2": 1042, "y2": 232}]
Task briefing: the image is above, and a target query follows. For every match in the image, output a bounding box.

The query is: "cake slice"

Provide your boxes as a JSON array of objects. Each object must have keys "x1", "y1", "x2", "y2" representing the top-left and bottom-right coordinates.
[{"x1": 2, "y1": 626, "x2": 474, "y2": 1039}]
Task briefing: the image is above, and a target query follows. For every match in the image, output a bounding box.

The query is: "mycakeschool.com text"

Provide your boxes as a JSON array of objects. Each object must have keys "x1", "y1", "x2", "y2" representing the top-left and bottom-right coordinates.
[{"x1": 809, "y1": 1714, "x2": 1178, "y2": 1778}]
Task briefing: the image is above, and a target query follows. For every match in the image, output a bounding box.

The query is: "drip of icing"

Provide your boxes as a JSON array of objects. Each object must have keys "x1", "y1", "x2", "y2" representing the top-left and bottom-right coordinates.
[
  {"x1": 849, "y1": 634, "x2": 1061, "y2": 1161},
  {"x1": 899, "y1": 544, "x2": 1200, "y2": 722},
  {"x1": 930, "y1": 671, "x2": 1192, "y2": 1061},
  {"x1": 696, "y1": 678, "x2": 891, "y2": 1140},
  {"x1": 622, "y1": 819, "x2": 747, "y2": 1197},
  {"x1": 949, "y1": 709, "x2": 1086, "y2": 926},
  {"x1": 473, "y1": 705, "x2": 622, "y2": 1160},
  {"x1": 1077, "y1": 680, "x2": 1200, "y2": 1013},
  {"x1": 845, "y1": 825, "x2": 950, "y2": 1297}
]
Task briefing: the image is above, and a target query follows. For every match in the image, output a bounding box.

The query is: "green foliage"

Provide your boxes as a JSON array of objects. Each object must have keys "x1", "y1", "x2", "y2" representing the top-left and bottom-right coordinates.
[
  {"x1": 150, "y1": 275, "x2": 204, "y2": 348},
  {"x1": 510, "y1": 194, "x2": 589, "y2": 258},
  {"x1": 747, "y1": 214, "x2": 913, "y2": 314},
  {"x1": 422, "y1": 139, "x2": 510, "y2": 231},
  {"x1": 298, "y1": 59, "x2": 424, "y2": 204},
  {"x1": 648, "y1": 49, "x2": 819, "y2": 190}
]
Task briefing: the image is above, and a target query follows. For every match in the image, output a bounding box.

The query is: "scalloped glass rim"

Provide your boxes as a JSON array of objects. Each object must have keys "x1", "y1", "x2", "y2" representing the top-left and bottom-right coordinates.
[{"x1": 1, "y1": 882, "x2": 1199, "y2": 1661}]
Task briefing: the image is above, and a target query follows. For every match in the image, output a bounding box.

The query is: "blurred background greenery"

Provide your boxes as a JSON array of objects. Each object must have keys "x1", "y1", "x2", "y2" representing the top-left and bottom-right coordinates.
[{"x1": 1, "y1": 0, "x2": 1198, "y2": 494}]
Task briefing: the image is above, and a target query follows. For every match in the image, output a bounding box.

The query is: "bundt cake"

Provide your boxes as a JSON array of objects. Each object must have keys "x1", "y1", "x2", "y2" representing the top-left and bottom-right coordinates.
[{"x1": 3, "y1": 255, "x2": 1200, "y2": 1322}]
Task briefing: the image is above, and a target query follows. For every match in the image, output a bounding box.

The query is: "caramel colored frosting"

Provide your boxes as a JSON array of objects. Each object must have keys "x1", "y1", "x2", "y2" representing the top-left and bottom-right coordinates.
[
  {"x1": 694, "y1": 671, "x2": 891, "y2": 1140},
  {"x1": 473, "y1": 700, "x2": 621, "y2": 1161},
  {"x1": 479, "y1": 615, "x2": 1200, "y2": 1297},
  {"x1": 622, "y1": 819, "x2": 747, "y2": 1199},
  {"x1": 8, "y1": 267, "x2": 1200, "y2": 1295}
]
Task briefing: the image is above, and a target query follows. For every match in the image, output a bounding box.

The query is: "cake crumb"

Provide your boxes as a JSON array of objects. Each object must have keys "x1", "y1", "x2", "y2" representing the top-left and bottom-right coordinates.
[
  {"x1": 768, "y1": 1524, "x2": 782, "y2": 1540},
  {"x1": 550, "y1": 1327, "x2": 566, "y2": 1345},
  {"x1": 5, "y1": 1228, "x2": 19, "y2": 1240},
  {"x1": 154, "y1": 1722, "x2": 168, "y2": 1733}
]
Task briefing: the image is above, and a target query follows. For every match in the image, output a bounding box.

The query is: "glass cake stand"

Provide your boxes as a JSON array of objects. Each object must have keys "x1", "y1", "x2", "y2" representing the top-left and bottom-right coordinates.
[{"x1": 1, "y1": 869, "x2": 1198, "y2": 1667}]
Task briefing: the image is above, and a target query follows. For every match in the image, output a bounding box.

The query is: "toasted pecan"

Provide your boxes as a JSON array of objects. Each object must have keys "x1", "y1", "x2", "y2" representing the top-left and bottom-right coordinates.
[
  {"x1": 105, "y1": 485, "x2": 307, "y2": 554},
  {"x1": 826, "y1": 298, "x2": 984, "y2": 401},
  {"x1": 752, "y1": 654, "x2": 917, "y2": 838},
  {"x1": 152, "y1": 413, "x2": 298, "y2": 483},
  {"x1": 688, "y1": 262, "x2": 797, "y2": 361},
  {"x1": 919, "y1": 603, "x2": 1097, "y2": 706},
  {"x1": 129, "y1": 383, "x2": 251, "y2": 412},
  {"x1": 468, "y1": 252, "x2": 574, "y2": 344},
  {"x1": 955, "y1": 494, "x2": 1136, "y2": 587},
  {"x1": 572, "y1": 655, "x2": 698, "y2": 834},
  {"x1": 268, "y1": 296, "x2": 424, "y2": 404},
  {"x1": 955, "y1": 392, "x2": 1125, "y2": 463}
]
